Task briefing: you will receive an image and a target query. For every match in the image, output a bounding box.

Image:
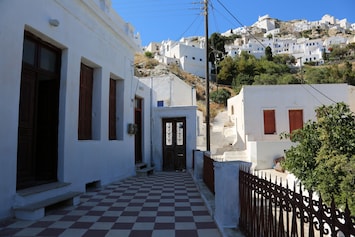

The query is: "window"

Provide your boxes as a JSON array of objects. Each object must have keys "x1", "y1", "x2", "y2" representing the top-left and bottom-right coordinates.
[
  {"x1": 289, "y1": 109, "x2": 303, "y2": 133},
  {"x1": 78, "y1": 63, "x2": 94, "y2": 140},
  {"x1": 109, "y1": 79, "x2": 116, "y2": 140},
  {"x1": 157, "y1": 101, "x2": 164, "y2": 107},
  {"x1": 263, "y1": 110, "x2": 276, "y2": 134}
]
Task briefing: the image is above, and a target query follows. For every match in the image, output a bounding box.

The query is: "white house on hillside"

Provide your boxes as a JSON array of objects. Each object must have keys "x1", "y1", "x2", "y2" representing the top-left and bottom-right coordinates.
[
  {"x1": 253, "y1": 14, "x2": 276, "y2": 32},
  {"x1": 227, "y1": 84, "x2": 353, "y2": 170},
  {"x1": 156, "y1": 37, "x2": 206, "y2": 78},
  {"x1": 144, "y1": 42, "x2": 161, "y2": 55}
]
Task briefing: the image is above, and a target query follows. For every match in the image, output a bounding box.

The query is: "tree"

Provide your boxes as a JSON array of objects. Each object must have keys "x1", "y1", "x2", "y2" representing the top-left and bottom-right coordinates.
[
  {"x1": 273, "y1": 54, "x2": 296, "y2": 65},
  {"x1": 282, "y1": 103, "x2": 355, "y2": 213},
  {"x1": 343, "y1": 61, "x2": 355, "y2": 85},
  {"x1": 209, "y1": 33, "x2": 226, "y2": 62},
  {"x1": 210, "y1": 88, "x2": 231, "y2": 105},
  {"x1": 144, "y1": 51, "x2": 154, "y2": 58},
  {"x1": 217, "y1": 56, "x2": 237, "y2": 85},
  {"x1": 329, "y1": 45, "x2": 348, "y2": 60},
  {"x1": 265, "y1": 46, "x2": 273, "y2": 61},
  {"x1": 232, "y1": 73, "x2": 254, "y2": 93}
]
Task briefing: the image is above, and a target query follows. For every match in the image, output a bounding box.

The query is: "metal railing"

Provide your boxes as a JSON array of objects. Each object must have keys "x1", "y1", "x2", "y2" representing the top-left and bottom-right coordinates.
[{"x1": 239, "y1": 168, "x2": 355, "y2": 237}]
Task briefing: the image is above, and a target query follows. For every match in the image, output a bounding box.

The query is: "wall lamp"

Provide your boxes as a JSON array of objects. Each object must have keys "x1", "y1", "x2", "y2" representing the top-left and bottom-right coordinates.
[{"x1": 49, "y1": 19, "x2": 60, "y2": 27}]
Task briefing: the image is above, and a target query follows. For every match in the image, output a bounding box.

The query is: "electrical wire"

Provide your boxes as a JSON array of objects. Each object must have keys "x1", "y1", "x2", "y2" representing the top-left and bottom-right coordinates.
[
  {"x1": 209, "y1": 1, "x2": 220, "y2": 34},
  {"x1": 307, "y1": 84, "x2": 337, "y2": 103},
  {"x1": 213, "y1": 0, "x2": 266, "y2": 49}
]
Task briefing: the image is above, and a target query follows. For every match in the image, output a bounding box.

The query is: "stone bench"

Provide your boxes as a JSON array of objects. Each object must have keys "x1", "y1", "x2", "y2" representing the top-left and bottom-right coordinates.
[
  {"x1": 14, "y1": 191, "x2": 81, "y2": 220},
  {"x1": 135, "y1": 162, "x2": 154, "y2": 176}
]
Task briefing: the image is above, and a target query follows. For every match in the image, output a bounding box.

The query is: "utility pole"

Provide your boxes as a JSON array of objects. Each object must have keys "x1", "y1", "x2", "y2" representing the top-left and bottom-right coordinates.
[{"x1": 204, "y1": 0, "x2": 210, "y2": 151}]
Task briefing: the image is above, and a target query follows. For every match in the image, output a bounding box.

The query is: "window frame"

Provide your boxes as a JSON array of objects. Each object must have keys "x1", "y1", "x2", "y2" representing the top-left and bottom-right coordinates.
[
  {"x1": 78, "y1": 63, "x2": 94, "y2": 140},
  {"x1": 263, "y1": 109, "x2": 276, "y2": 135}
]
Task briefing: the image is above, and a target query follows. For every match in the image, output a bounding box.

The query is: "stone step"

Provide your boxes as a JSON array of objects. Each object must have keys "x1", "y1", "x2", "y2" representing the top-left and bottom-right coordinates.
[
  {"x1": 14, "y1": 191, "x2": 82, "y2": 220},
  {"x1": 135, "y1": 162, "x2": 147, "y2": 170},
  {"x1": 136, "y1": 167, "x2": 154, "y2": 176}
]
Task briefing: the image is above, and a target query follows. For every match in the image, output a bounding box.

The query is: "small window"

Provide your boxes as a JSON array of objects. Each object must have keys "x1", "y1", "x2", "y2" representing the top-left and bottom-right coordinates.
[
  {"x1": 176, "y1": 122, "x2": 184, "y2": 145},
  {"x1": 40, "y1": 47, "x2": 57, "y2": 72},
  {"x1": 263, "y1": 110, "x2": 276, "y2": 134},
  {"x1": 23, "y1": 38, "x2": 36, "y2": 65},
  {"x1": 165, "y1": 122, "x2": 173, "y2": 146},
  {"x1": 157, "y1": 101, "x2": 164, "y2": 107}
]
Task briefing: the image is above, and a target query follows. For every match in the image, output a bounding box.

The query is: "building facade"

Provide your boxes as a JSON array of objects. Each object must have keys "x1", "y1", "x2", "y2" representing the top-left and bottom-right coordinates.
[
  {"x1": 0, "y1": 0, "x2": 147, "y2": 220},
  {"x1": 227, "y1": 84, "x2": 351, "y2": 170}
]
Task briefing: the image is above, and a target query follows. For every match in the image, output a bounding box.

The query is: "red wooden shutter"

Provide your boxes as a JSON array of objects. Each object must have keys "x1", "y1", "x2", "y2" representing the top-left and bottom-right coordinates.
[
  {"x1": 78, "y1": 63, "x2": 93, "y2": 140},
  {"x1": 109, "y1": 79, "x2": 116, "y2": 140},
  {"x1": 289, "y1": 110, "x2": 303, "y2": 133},
  {"x1": 263, "y1": 110, "x2": 276, "y2": 134}
]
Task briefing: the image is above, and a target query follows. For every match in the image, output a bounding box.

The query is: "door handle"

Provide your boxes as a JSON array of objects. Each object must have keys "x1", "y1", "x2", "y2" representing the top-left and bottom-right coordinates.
[{"x1": 177, "y1": 154, "x2": 184, "y2": 157}]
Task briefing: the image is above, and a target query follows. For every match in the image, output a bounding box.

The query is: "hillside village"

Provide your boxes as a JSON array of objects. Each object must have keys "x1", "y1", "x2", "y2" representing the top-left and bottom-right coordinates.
[{"x1": 144, "y1": 14, "x2": 355, "y2": 79}]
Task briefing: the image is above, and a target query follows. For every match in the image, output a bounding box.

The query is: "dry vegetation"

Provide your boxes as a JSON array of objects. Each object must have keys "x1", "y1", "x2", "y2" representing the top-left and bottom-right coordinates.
[{"x1": 133, "y1": 53, "x2": 232, "y2": 119}]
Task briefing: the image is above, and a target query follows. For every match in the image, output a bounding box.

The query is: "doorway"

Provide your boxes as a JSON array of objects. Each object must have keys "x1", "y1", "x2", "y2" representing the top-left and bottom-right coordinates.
[
  {"x1": 16, "y1": 32, "x2": 61, "y2": 190},
  {"x1": 162, "y1": 117, "x2": 186, "y2": 171},
  {"x1": 134, "y1": 97, "x2": 143, "y2": 164}
]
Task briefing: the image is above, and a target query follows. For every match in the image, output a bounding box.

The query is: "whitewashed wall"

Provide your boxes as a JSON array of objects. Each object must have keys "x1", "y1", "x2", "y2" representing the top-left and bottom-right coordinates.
[
  {"x1": 152, "y1": 107, "x2": 197, "y2": 171},
  {"x1": 227, "y1": 84, "x2": 349, "y2": 169},
  {"x1": 132, "y1": 77, "x2": 153, "y2": 167},
  {"x1": 0, "y1": 0, "x2": 139, "y2": 219},
  {"x1": 140, "y1": 75, "x2": 196, "y2": 107}
]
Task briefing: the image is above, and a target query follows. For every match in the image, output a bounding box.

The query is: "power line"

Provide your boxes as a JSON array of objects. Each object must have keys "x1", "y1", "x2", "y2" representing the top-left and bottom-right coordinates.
[
  {"x1": 307, "y1": 84, "x2": 337, "y2": 103},
  {"x1": 213, "y1": 0, "x2": 266, "y2": 49},
  {"x1": 175, "y1": 14, "x2": 202, "y2": 42}
]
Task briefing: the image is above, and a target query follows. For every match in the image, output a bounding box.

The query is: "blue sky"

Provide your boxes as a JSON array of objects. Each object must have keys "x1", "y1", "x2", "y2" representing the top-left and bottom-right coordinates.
[{"x1": 112, "y1": 0, "x2": 355, "y2": 46}]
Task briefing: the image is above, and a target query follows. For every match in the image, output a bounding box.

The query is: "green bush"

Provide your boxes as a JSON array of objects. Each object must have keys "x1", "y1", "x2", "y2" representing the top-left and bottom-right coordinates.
[
  {"x1": 210, "y1": 89, "x2": 231, "y2": 105},
  {"x1": 144, "y1": 51, "x2": 154, "y2": 58},
  {"x1": 282, "y1": 102, "x2": 355, "y2": 214}
]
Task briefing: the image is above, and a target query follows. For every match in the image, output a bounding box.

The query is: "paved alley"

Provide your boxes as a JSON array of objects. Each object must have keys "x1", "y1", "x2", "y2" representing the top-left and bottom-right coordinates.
[{"x1": 0, "y1": 172, "x2": 221, "y2": 237}]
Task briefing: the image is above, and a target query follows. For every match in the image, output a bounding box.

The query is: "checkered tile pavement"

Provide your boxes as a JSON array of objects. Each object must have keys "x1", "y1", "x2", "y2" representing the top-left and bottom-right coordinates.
[{"x1": 0, "y1": 172, "x2": 221, "y2": 237}]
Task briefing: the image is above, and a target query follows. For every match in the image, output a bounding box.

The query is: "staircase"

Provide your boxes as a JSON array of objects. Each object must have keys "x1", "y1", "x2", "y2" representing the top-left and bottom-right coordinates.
[
  {"x1": 13, "y1": 182, "x2": 81, "y2": 220},
  {"x1": 136, "y1": 163, "x2": 154, "y2": 176}
]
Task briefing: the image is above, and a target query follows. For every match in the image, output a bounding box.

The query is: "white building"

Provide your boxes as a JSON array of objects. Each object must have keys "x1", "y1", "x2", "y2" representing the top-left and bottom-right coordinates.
[
  {"x1": 144, "y1": 42, "x2": 161, "y2": 55},
  {"x1": 323, "y1": 36, "x2": 349, "y2": 48},
  {"x1": 320, "y1": 14, "x2": 337, "y2": 25},
  {"x1": 229, "y1": 35, "x2": 325, "y2": 65},
  {"x1": 139, "y1": 75, "x2": 198, "y2": 172},
  {"x1": 227, "y1": 84, "x2": 352, "y2": 170},
  {"x1": 253, "y1": 14, "x2": 276, "y2": 32},
  {"x1": 157, "y1": 37, "x2": 206, "y2": 78},
  {"x1": 0, "y1": 0, "x2": 198, "y2": 221},
  {"x1": 0, "y1": 0, "x2": 142, "y2": 220}
]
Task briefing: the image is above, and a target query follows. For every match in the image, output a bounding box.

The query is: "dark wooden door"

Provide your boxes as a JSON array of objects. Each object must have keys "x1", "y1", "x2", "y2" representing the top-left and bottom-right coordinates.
[
  {"x1": 134, "y1": 98, "x2": 143, "y2": 164},
  {"x1": 162, "y1": 118, "x2": 186, "y2": 171},
  {"x1": 17, "y1": 69, "x2": 37, "y2": 187},
  {"x1": 17, "y1": 32, "x2": 61, "y2": 190}
]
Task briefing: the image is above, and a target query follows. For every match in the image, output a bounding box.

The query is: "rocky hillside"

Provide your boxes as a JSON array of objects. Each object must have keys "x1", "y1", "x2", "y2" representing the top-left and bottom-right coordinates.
[{"x1": 134, "y1": 54, "x2": 231, "y2": 118}]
